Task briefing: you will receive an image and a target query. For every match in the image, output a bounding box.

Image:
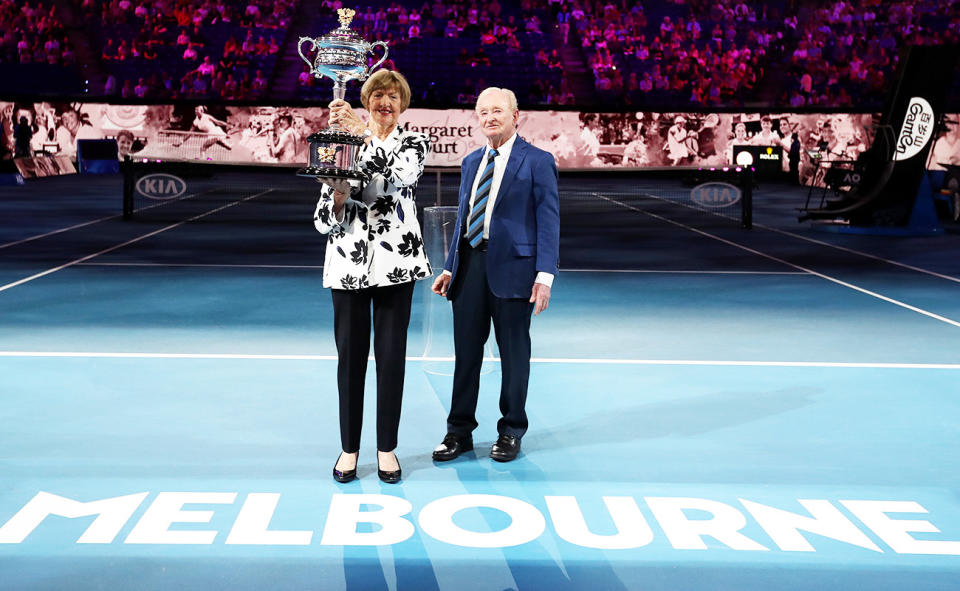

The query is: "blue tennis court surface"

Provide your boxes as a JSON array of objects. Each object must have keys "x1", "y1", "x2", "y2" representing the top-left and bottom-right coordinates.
[{"x1": 1, "y1": 171, "x2": 959, "y2": 590}]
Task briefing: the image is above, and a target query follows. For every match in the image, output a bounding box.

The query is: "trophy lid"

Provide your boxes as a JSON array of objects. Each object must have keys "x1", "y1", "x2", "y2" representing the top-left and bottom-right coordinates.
[{"x1": 320, "y1": 8, "x2": 364, "y2": 43}]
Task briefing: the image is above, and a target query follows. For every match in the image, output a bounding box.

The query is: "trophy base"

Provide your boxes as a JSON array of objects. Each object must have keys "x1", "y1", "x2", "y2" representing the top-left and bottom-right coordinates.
[
  {"x1": 299, "y1": 127, "x2": 366, "y2": 180},
  {"x1": 296, "y1": 166, "x2": 367, "y2": 180}
]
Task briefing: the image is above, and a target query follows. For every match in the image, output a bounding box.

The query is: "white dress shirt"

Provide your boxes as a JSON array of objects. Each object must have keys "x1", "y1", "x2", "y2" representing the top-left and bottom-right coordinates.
[{"x1": 467, "y1": 131, "x2": 518, "y2": 241}]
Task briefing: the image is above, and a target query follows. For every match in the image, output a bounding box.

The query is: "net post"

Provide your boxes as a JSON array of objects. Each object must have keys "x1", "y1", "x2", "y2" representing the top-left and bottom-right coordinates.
[
  {"x1": 122, "y1": 154, "x2": 133, "y2": 220},
  {"x1": 740, "y1": 166, "x2": 753, "y2": 229}
]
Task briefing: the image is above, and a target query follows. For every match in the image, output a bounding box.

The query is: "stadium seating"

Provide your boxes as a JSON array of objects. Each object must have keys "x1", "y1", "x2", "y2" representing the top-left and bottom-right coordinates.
[{"x1": 1, "y1": 0, "x2": 958, "y2": 110}]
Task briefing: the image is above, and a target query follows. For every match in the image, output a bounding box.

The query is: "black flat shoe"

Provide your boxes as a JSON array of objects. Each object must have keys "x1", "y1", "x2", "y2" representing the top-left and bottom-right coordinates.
[
  {"x1": 332, "y1": 453, "x2": 357, "y2": 483},
  {"x1": 490, "y1": 434, "x2": 521, "y2": 462},
  {"x1": 377, "y1": 455, "x2": 402, "y2": 484}
]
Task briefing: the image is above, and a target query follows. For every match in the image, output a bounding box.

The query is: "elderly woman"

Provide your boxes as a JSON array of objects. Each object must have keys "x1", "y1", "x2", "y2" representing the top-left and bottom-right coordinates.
[{"x1": 313, "y1": 69, "x2": 431, "y2": 484}]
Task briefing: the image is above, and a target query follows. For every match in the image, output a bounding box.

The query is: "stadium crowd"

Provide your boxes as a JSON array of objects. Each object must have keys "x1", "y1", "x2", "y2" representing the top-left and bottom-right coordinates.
[
  {"x1": 0, "y1": 0, "x2": 957, "y2": 109},
  {"x1": 0, "y1": 0, "x2": 75, "y2": 66},
  {"x1": 298, "y1": 0, "x2": 562, "y2": 107},
  {"x1": 778, "y1": 0, "x2": 960, "y2": 108},
  {"x1": 80, "y1": 0, "x2": 297, "y2": 100},
  {"x1": 575, "y1": 0, "x2": 959, "y2": 108}
]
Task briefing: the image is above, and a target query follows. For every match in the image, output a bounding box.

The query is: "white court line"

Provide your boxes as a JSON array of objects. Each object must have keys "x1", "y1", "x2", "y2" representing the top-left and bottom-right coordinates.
[
  {"x1": 0, "y1": 350, "x2": 957, "y2": 369},
  {"x1": 599, "y1": 194, "x2": 960, "y2": 329},
  {"x1": 752, "y1": 222, "x2": 960, "y2": 284},
  {"x1": 0, "y1": 213, "x2": 122, "y2": 250},
  {"x1": 0, "y1": 189, "x2": 214, "y2": 251},
  {"x1": 562, "y1": 268, "x2": 805, "y2": 275},
  {"x1": 73, "y1": 262, "x2": 793, "y2": 274},
  {"x1": 608, "y1": 190, "x2": 960, "y2": 284},
  {"x1": 76, "y1": 262, "x2": 324, "y2": 269},
  {"x1": 0, "y1": 190, "x2": 273, "y2": 294}
]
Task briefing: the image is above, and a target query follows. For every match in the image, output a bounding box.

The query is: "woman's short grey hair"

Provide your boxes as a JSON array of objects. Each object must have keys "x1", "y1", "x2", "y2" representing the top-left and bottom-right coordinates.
[
  {"x1": 476, "y1": 87, "x2": 518, "y2": 113},
  {"x1": 361, "y1": 69, "x2": 412, "y2": 112}
]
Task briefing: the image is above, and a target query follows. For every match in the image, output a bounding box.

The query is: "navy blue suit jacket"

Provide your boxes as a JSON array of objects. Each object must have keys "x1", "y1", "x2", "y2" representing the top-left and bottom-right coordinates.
[{"x1": 444, "y1": 135, "x2": 560, "y2": 299}]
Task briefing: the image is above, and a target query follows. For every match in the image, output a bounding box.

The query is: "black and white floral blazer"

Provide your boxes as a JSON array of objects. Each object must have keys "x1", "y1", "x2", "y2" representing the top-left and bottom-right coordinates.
[{"x1": 313, "y1": 127, "x2": 433, "y2": 290}]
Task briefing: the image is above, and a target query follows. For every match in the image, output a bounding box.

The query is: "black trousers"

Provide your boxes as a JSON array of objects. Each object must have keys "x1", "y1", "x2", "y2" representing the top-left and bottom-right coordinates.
[
  {"x1": 331, "y1": 281, "x2": 414, "y2": 453},
  {"x1": 448, "y1": 244, "x2": 534, "y2": 439}
]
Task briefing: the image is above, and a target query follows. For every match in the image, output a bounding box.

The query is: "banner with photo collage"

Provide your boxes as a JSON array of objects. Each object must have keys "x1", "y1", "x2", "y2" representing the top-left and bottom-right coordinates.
[{"x1": 2, "y1": 102, "x2": 958, "y2": 184}]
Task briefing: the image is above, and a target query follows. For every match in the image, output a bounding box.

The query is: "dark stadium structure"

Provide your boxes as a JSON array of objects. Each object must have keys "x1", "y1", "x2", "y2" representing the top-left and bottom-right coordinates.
[{"x1": 799, "y1": 44, "x2": 959, "y2": 230}]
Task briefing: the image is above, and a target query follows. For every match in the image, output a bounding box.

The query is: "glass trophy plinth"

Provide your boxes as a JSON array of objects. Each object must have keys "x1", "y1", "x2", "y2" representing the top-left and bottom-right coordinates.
[{"x1": 422, "y1": 206, "x2": 497, "y2": 376}]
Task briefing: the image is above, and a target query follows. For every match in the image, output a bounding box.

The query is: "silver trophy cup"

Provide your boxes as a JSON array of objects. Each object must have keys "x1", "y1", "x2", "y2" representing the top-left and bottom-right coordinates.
[{"x1": 297, "y1": 8, "x2": 389, "y2": 179}]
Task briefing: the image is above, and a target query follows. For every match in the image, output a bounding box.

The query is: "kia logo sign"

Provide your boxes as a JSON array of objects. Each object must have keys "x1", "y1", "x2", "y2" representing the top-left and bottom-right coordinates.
[
  {"x1": 690, "y1": 182, "x2": 741, "y2": 208},
  {"x1": 136, "y1": 173, "x2": 187, "y2": 200}
]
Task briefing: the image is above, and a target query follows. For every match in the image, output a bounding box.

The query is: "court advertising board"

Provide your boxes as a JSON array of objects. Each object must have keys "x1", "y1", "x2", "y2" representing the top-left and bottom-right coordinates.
[{"x1": 4, "y1": 101, "x2": 959, "y2": 182}]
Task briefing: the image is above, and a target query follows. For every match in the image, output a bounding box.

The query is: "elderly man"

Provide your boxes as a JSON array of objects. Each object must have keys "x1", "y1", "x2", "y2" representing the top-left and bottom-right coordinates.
[{"x1": 431, "y1": 87, "x2": 560, "y2": 463}]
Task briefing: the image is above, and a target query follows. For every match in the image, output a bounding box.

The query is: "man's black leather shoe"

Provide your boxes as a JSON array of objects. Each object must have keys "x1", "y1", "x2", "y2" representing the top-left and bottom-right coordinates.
[
  {"x1": 489, "y1": 434, "x2": 521, "y2": 462},
  {"x1": 432, "y1": 433, "x2": 473, "y2": 461}
]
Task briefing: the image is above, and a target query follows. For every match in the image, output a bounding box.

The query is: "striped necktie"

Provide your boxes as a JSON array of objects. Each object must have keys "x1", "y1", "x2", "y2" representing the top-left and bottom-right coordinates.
[{"x1": 466, "y1": 148, "x2": 498, "y2": 248}]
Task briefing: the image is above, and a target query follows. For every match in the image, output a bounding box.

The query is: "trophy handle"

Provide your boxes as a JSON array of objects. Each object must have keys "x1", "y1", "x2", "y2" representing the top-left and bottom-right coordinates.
[
  {"x1": 297, "y1": 37, "x2": 317, "y2": 70},
  {"x1": 367, "y1": 41, "x2": 390, "y2": 73}
]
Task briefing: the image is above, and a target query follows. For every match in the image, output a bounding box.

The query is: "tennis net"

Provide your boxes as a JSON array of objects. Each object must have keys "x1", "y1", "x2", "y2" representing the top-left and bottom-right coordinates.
[{"x1": 120, "y1": 157, "x2": 753, "y2": 232}]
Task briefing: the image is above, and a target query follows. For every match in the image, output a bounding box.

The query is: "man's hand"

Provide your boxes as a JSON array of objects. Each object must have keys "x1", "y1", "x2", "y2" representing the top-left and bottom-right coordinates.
[
  {"x1": 530, "y1": 283, "x2": 551, "y2": 316},
  {"x1": 432, "y1": 274, "x2": 451, "y2": 297}
]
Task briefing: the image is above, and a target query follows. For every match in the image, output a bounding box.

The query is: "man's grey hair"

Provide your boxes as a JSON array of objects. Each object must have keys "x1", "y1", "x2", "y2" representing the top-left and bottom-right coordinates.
[{"x1": 476, "y1": 87, "x2": 519, "y2": 113}]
